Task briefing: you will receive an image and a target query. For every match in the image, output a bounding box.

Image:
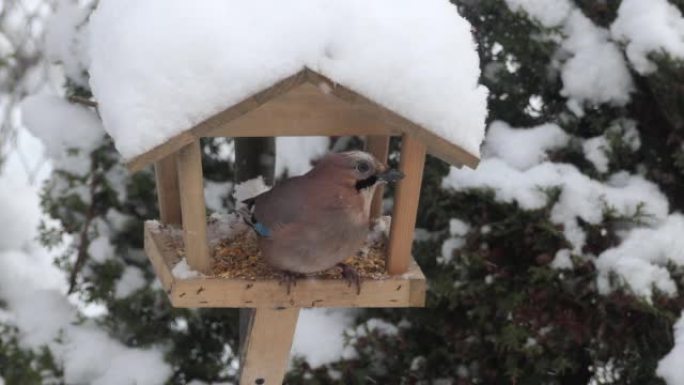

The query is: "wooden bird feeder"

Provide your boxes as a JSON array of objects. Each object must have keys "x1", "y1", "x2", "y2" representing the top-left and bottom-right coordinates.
[{"x1": 129, "y1": 68, "x2": 479, "y2": 384}]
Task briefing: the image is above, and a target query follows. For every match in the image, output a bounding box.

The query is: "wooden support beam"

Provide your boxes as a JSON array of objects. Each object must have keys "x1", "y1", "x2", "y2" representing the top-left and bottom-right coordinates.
[
  {"x1": 366, "y1": 135, "x2": 390, "y2": 219},
  {"x1": 387, "y1": 135, "x2": 426, "y2": 275},
  {"x1": 239, "y1": 307, "x2": 300, "y2": 385},
  {"x1": 176, "y1": 141, "x2": 211, "y2": 274},
  {"x1": 154, "y1": 154, "x2": 182, "y2": 226}
]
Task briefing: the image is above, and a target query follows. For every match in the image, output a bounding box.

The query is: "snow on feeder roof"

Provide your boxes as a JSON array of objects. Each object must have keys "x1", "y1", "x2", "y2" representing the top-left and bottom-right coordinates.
[{"x1": 88, "y1": 0, "x2": 488, "y2": 171}]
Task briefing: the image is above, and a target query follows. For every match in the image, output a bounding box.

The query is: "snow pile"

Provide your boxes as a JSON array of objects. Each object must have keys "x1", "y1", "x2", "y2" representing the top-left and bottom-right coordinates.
[
  {"x1": 440, "y1": 219, "x2": 470, "y2": 264},
  {"x1": 45, "y1": 0, "x2": 91, "y2": 86},
  {"x1": 551, "y1": 249, "x2": 573, "y2": 270},
  {"x1": 443, "y1": 121, "x2": 668, "y2": 254},
  {"x1": 171, "y1": 259, "x2": 202, "y2": 279},
  {"x1": 20, "y1": 94, "x2": 104, "y2": 175},
  {"x1": 114, "y1": 266, "x2": 146, "y2": 298},
  {"x1": 503, "y1": 1, "x2": 633, "y2": 109},
  {"x1": 657, "y1": 312, "x2": 684, "y2": 385},
  {"x1": 483, "y1": 121, "x2": 569, "y2": 170},
  {"x1": 292, "y1": 309, "x2": 356, "y2": 367},
  {"x1": 582, "y1": 136, "x2": 610, "y2": 173},
  {"x1": 88, "y1": 0, "x2": 488, "y2": 160},
  {"x1": 611, "y1": 0, "x2": 684, "y2": 74},
  {"x1": 276, "y1": 137, "x2": 329, "y2": 177},
  {"x1": 559, "y1": 10, "x2": 633, "y2": 107},
  {"x1": 445, "y1": 160, "x2": 668, "y2": 252},
  {"x1": 0, "y1": 130, "x2": 171, "y2": 384},
  {"x1": 0, "y1": 172, "x2": 43, "y2": 251},
  {"x1": 504, "y1": 0, "x2": 572, "y2": 28},
  {"x1": 596, "y1": 214, "x2": 684, "y2": 300},
  {"x1": 583, "y1": 120, "x2": 640, "y2": 174}
]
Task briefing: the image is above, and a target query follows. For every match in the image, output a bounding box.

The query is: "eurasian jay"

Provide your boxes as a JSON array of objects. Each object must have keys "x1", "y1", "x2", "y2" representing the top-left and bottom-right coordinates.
[{"x1": 242, "y1": 151, "x2": 404, "y2": 293}]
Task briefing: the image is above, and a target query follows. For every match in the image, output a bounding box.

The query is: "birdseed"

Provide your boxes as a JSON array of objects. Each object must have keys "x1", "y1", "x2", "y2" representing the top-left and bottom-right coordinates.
[{"x1": 168, "y1": 219, "x2": 390, "y2": 281}]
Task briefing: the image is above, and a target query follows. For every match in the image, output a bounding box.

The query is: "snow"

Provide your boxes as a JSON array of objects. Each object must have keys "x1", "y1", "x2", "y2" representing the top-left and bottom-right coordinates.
[
  {"x1": 233, "y1": 176, "x2": 270, "y2": 208},
  {"x1": 658, "y1": 312, "x2": 684, "y2": 385},
  {"x1": 0, "y1": 128, "x2": 171, "y2": 385},
  {"x1": 45, "y1": 0, "x2": 91, "y2": 86},
  {"x1": 171, "y1": 259, "x2": 201, "y2": 279},
  {"x1": 449, "y1": 219, "x2": 470, "y2": 237},
  {"x1": 583, "y1": 136, "x2": 610, "y2": 173},
  {"x1": 87, "y1": 236, "x2": 115, "y2": 263},
  {"x1": 440, "y1": 218, "x2": 470, "y2": 264},
  {"x1": 292, "y1": 309, "x2": 356, "y2": 368},
  {"x1": 483, "y1": 121, "x2": 569, "y2": 170},
  {"x1": 560, "y1": 10, "x2": 633, "y2": 107},
  {"x1": 443, "y1": 159, "x2": 668, "y2": 252},
  {"x1": 276, "y1": 137, "x2": 329, "y2": 177},
  {"x1": 551, "y1": 249, "x2": 573, "y2": 270},
  {"x1": 88, "y1": 0, "x2": 488, "y2": 160},
  {"x1": 0, "y1": 172, "x2": 43, "y2": 250},
  {"x1": 596, "y1": 214, "x2": 684, "y2": 300},
  {"x1": 204, "y1": 180, "x2": 232, "y2": 212},
  {"x1": 611, "y1": 0, "x2": 684, "y2": 74},
  {"x1": 504, "y1": 0, "x2": 572, "y2": 28},
  {"x1": 114, "y1": 266, "x2": 146, "y2": 298},
  {"x1": 20, "y1": 94, "x2": 104, "y2": 175},
  {"x1": 503, "y1": 2, "x2": 633, "y2": 108}
]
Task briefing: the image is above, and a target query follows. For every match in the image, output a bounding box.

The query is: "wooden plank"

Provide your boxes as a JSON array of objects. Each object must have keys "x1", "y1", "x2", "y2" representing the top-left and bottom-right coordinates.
[
  {"x1": 170, "y1": 270, "x2": 420, "y2": 308},
  {"x1": 126, "y1": 68, "x2": 479, "y2": 172},
  {"x1": 409, "y1": 275, "x2": 427, "y2": 307},
  {"x1": 144, "y1": 220, "x2": 426, "y2": 308},
  {"x1": 305, "y1": 69, "x2": 479, "y2": 169},
  {"x1": 176, "y1": 141, "x2": 211, "y2": 274},
  {"x1": 387, "y1": 135, "x2": 427, "y2": 275},
  {"x1": 143, "y1": 221, "x2": 177, "y2": 292},
  {"x1": 365, "y1": 135, "x2": 390, "y2": 219},
  {"x1": 126, "y1": 71, "x2": 308, "y2": 172},
  {"x1": 239, "y1": 307, "x2": 299, "y2": 385},
  {"x1": 127, "y1": 131, "x2": 196, "y2": 173},
  {"x1": 207, "y1": 83, "x2": 396, "y2": 138},
  {"x1": 154, "y1": 154, "x2": 182, "y2": 225}
]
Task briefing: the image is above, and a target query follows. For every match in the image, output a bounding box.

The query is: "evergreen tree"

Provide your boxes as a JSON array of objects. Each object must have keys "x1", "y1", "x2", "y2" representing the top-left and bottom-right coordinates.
[{"x1": 2, "y1": 0, "x2": 684, "y2": 384}]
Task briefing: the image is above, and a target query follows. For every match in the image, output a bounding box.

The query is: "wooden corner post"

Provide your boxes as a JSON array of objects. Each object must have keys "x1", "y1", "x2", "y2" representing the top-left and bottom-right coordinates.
[
  {"x1": 176, "y1": 140, "x2": 211, "y2": 274},
  {"x1": 240, "y1": 307, "x2": 300, "y2": 385},
  {"x1": 155, "y1": 153, "x2": 182, "y2": 226},
  {"x1": 387, "y1": 134, "x2": 426, "y2": 275},
  {"x1": 366, "y1": 135, "x2": 390, "y2": 219}
]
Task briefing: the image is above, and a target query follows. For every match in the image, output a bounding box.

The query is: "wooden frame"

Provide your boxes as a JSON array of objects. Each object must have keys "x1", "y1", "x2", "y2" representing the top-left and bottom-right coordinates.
[
  {"x1": 141, "y1": 67, "x2": 482, "y2": 385},
  {"x1": 128, "y1": 68, "x2": 478, "y2": 172},
  {"x1": 144, "y1": 221, "x2": 426, "y2": 308}
]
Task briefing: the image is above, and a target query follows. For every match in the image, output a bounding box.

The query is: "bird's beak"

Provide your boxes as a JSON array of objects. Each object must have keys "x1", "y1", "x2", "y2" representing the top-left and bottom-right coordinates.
[{"x1": 376, "y1": 168, "x2": 404, "y2": 183}]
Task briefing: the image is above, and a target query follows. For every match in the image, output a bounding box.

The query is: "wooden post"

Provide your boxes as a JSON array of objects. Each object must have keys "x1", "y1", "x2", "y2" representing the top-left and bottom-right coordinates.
[
  {"x1": 239, "y1": 307, "x2": 300, "y2": 385},
  {"x1": 366, "y1": 135, "x2": 390, "y2": 219},
  {"x1": 155, "y1": 154, "x2": 182, "y2": 226},
  {"x1": 176, "y1": 141, "x2": 211, "y2": 274},
  {"x1": 387, "y1": 134, "x2": 426, "y2": 275}
]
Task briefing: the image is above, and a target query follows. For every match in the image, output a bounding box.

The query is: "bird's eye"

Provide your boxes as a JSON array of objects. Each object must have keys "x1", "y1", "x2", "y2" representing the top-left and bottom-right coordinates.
[{"x1": 356, "y1": 161, "x2": 370, "y2": 173}]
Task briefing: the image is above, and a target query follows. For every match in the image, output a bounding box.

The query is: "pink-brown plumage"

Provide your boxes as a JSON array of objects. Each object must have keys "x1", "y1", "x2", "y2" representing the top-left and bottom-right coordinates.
[{"x1": 247, "y1": 151, "x2": 402, "y2": 275}]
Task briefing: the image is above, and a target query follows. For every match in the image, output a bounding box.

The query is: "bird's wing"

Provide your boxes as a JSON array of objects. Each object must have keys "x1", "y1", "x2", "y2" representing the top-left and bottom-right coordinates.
[{"x1": 252, "y1": 176, "x2": 310, "y2": 228}]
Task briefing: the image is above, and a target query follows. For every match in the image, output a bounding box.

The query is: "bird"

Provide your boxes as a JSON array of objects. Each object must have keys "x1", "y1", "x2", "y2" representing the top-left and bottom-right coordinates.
[{"x1": 241, "y1": 151, "x2": 404, "y2": 294}]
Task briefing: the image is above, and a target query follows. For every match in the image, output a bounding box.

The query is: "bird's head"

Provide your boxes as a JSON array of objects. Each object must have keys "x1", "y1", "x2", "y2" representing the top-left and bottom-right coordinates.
[{"x1": 311, "y1": 151, "x2": 404, "y2": 191}]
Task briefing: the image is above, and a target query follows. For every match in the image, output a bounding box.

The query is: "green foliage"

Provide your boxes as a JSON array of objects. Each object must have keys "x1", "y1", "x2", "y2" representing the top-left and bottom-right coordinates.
[{"x1": 0, "y1": 324, "x2": 63, "y2": 385}]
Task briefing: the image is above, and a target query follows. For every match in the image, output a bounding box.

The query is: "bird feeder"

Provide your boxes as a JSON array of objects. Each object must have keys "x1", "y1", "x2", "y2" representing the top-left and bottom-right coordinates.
[{"x1": 127, "y1": 68, "x2": 479, "y2": 384}]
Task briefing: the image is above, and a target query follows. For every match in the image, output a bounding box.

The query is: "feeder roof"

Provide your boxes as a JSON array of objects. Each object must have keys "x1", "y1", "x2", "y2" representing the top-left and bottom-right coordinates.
[{"x1": 88, "y1": 0, "x2": 489, "y2": 171}]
